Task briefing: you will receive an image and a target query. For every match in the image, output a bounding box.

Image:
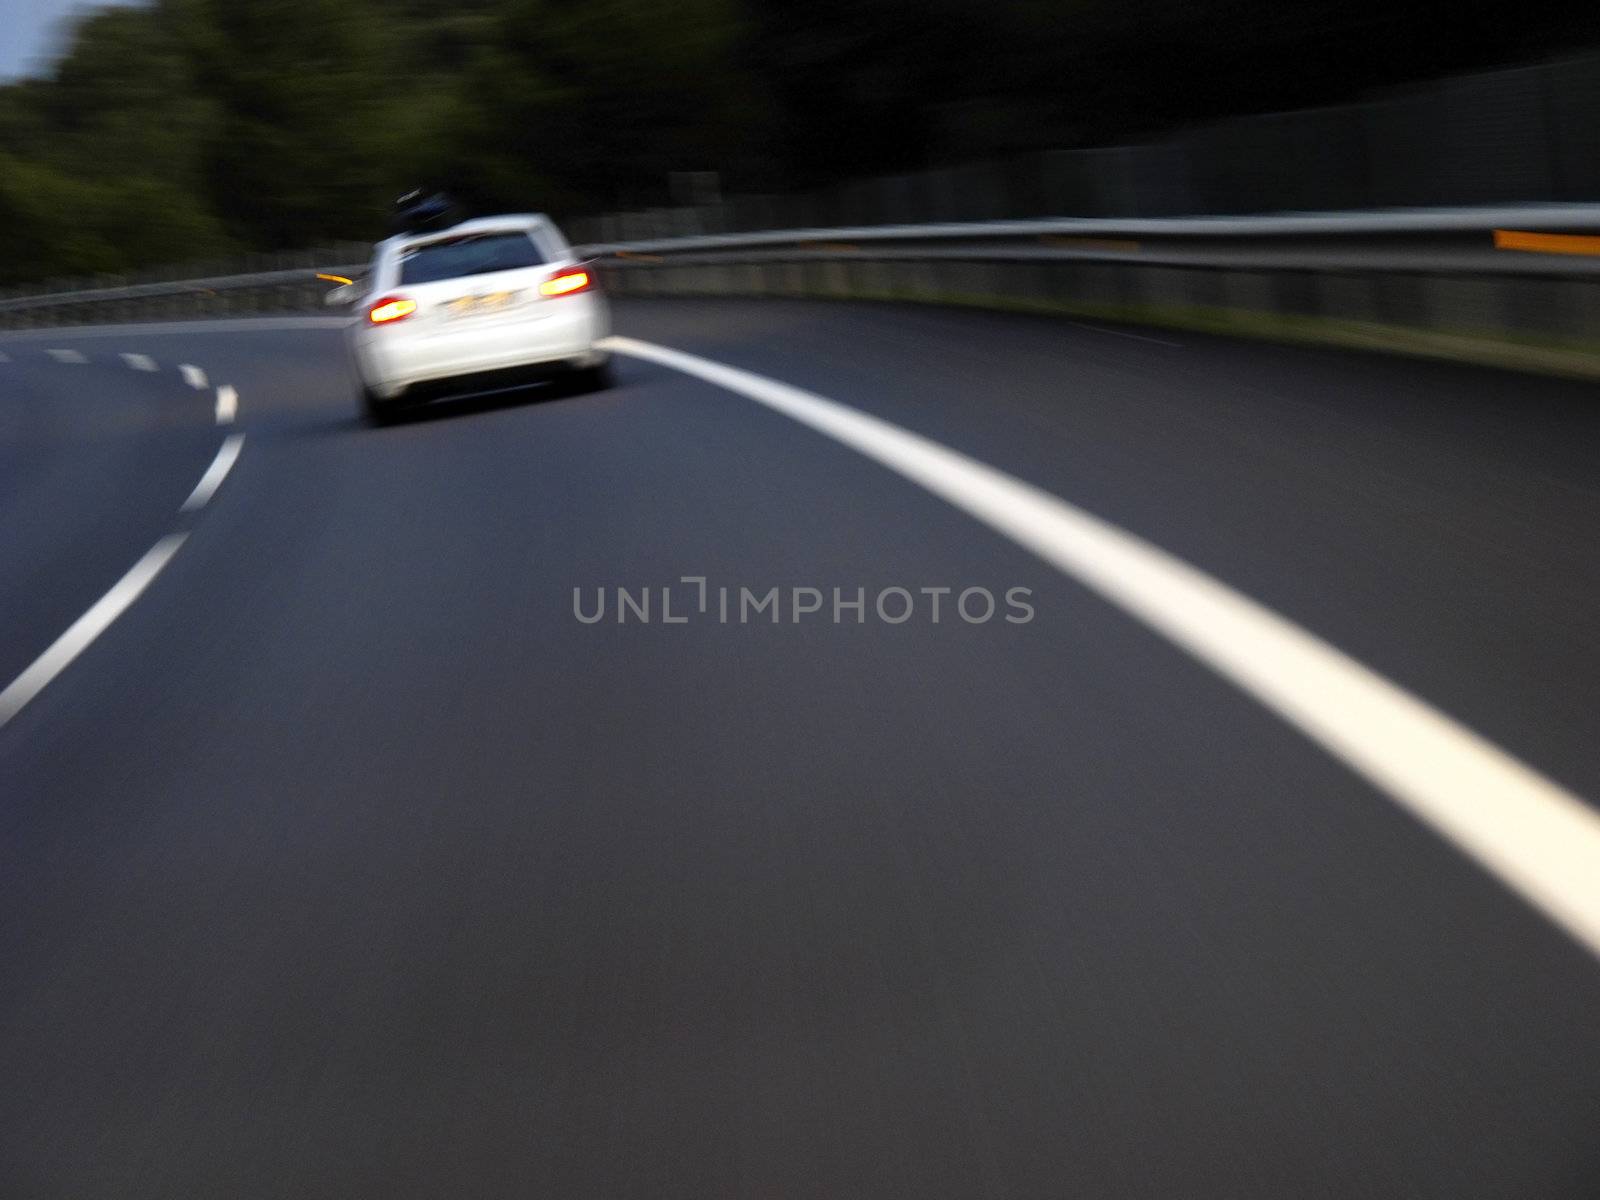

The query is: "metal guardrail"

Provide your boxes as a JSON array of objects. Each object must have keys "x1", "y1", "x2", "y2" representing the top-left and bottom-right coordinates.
[
  {"x1": 5, "y1": 206, "x2": 1600, "y2": 333},
  {"x1": 578, "y1": 206, "x2": 1600, "y2": 277},
  {"x1": 0, "y1": 239, "x2": 371, "y2": 328},
  {"x1": 589, "y1": 204, "x2": 1600, "y2": 247},
  {"x1": 0, "y1": 264, "x2": 366, "y2": 328},
  {"x1": 0, "y1": 266, "x2": 363, "y2": 314},
  {"x1": 579, "y1": 205, "x2": 1600, "y2": 353}
]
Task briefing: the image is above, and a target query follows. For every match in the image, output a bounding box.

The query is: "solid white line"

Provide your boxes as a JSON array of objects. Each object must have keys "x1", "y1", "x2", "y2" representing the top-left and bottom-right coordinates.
[
  {"x1": 120, "y1": 352, "x2": 158, "y2": 371},
  {"x1": 179, "y1": 363, "x2": 208, "y2": 390},
  {"x1": 214, "y1": 384, "x2": 238, "y2": 424},
  {"x1": 181, "y1": 434, "x2": 244, "y2": 512},
  {"x1": 0, "y1": 534, "x2": 188, "y2": 728},
  {"x1": 1068, "y1": 321, "x2": 1184, "y2": 347},
  {"x1": 46, "y1": 348, "x2": 87, "y2": 363},
  {"x1": 602, "y1": 334, "x2": 1600, "y2": 959}
]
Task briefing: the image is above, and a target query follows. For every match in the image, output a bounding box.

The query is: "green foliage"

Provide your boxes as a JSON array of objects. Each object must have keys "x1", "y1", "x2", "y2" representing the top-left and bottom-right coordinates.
[
  {"x1": 0, "y1": 4, "x2": 233, "y2": 284},
  {"x1": 430, "y1": 0, "x2": 766, "y2": 212},
  {"x1": 0, "y1": 0, "x2": 769, "y2": 282},
  {"x1": 0, "y1": 153, "x2": 232, "y2": 283}
]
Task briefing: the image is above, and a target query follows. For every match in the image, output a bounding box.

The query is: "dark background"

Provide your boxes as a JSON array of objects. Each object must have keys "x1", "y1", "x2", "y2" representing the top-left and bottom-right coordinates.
[{"x1": 2, "y1": 0, "x2": 1599, "y2": 282}]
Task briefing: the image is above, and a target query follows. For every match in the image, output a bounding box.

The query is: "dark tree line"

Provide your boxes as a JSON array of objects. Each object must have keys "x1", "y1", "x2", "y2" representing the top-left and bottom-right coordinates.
[{"x1": 0, "y1": 0, "x2": 1593, "y2": 283}]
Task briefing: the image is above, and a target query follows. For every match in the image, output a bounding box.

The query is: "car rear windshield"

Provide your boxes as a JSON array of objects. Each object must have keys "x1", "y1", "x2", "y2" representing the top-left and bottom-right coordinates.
[{"x1": 397, "y1": 232, "x2": 546, "y2": 285}]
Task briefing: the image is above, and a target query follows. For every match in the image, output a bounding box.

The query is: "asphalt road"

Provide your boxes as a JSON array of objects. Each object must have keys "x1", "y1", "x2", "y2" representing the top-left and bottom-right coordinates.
[{"x1": 2, "y1": 299, "x2": 1598, "y2": 1199}]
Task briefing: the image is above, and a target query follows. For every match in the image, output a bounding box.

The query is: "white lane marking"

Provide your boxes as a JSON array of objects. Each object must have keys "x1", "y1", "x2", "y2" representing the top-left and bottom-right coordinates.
[
  {"x1": 0, "y1": 413, "x2": 246, "y2": 726},
  {"x1": 181, "y1": 434, "x2": 244, "y2": 512},
  {"x1": 214, "y1": 384, "x2": 237, "y2": 425},
  {"x1": 0, "y1": 534, "x2": 188, "y2": 728},
  {"x1": 179, "y1": 363, "x2": 208, "y2": 390},
  {"x1": 603, "y1": 334, "x2": 1600, "y2": 959},
  {"x1": 1068, "y1": 321, "x2": 1184, "y2": 347},
  {"x1": 120, "y1": 352, "x2": 158, "y2": 371},
  {"x1": 46, "y1": 348, "x2": 87, "y2": 363}
]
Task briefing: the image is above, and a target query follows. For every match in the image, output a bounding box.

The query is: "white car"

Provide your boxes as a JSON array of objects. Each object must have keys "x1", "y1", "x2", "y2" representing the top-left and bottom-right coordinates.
[{"x1": 338, "y1": 213, "x2": 611, "y2": 423}]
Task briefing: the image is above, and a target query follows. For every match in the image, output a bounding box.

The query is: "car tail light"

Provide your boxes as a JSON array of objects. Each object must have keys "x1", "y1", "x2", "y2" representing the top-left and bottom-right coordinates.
[
  {"x1": 539, "y1": 268, "x2": 593, "y2": 297},
  {"x1": 368, "y1": 296, "x2": 417, "y2": 324}
]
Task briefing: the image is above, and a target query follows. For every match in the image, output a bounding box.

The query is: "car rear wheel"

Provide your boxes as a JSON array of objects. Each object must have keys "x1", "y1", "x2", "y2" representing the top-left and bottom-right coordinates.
[{"x1": 360, "y1": 384, "x2": 399, "y2": 426}]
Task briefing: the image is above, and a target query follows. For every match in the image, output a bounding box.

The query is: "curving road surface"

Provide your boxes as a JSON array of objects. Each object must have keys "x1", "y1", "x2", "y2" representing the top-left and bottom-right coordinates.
[{"x1": 2, "y1": 299, "x2": 1599, "y2": 1198}]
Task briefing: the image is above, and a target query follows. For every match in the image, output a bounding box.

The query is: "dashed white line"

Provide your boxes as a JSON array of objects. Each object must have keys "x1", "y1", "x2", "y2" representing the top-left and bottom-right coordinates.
[
  {"x1": 603, "y1": 333, "x2": 1600, "y2": 961},
  {"x1": 0, "y1": 534, "x2": 188, "y2": 728},
  {"x1": 120, "y1": 352, "x2": 158, "y2": 371},
  {"x1": 0, "y1": 404, "x2": 245, "y2": 726},
  {"x1": 179, "y1": 363, "x2": 208, "y2": 390},
  {"x1": 46, "y1": 348, "x2": 87, "y2": 364},
  {"x1": 180, "y1": 434, "x2": 244, "y2": 512},
  {"x1": 214, "y1": 384, "x2": 238, "y2": 424}
]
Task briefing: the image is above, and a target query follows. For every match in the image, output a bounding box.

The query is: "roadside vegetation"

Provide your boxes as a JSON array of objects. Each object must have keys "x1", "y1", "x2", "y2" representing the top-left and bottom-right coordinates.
[{"x1": 0, "y1": 0, "x2": 1591, "y2": 283}]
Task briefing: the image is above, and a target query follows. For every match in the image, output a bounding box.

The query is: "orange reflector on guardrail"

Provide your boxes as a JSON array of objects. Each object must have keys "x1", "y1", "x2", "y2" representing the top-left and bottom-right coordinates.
[{"x1": 1493, "y1": 230, "x2": 1600, "y2": 257}]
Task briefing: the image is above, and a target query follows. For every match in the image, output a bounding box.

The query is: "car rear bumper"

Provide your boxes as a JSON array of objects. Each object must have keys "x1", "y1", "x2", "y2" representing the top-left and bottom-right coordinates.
[
  {"x1": 391, "y1": 353, "x2": 608, "y2": 405},
  {"x1": 352, "y1": 295, "x2": 609, "y2": 399}
]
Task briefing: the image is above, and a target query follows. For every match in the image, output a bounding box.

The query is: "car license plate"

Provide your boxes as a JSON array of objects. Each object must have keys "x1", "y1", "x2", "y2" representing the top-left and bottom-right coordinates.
[{"x1": 447, "y1": 290, "x2": 520, "y2": 317}]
